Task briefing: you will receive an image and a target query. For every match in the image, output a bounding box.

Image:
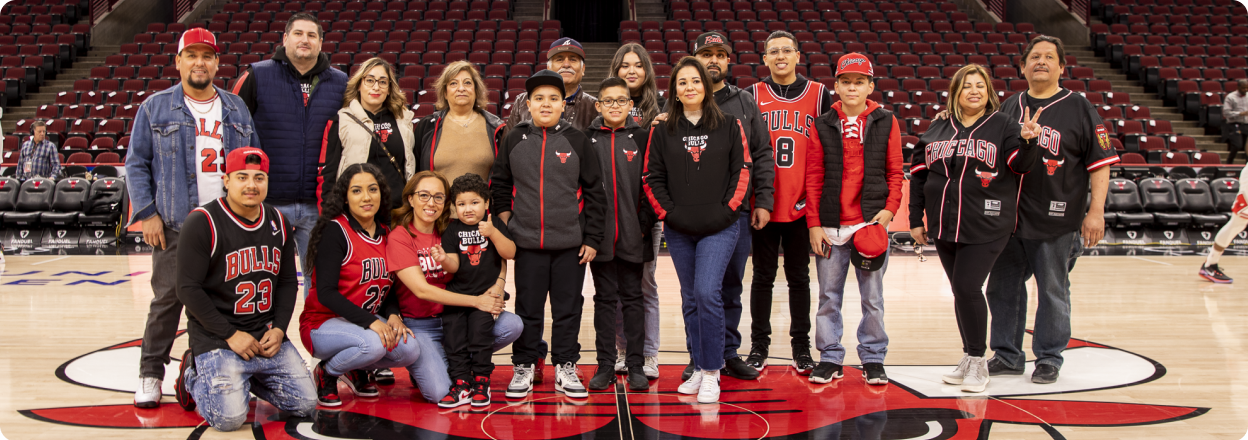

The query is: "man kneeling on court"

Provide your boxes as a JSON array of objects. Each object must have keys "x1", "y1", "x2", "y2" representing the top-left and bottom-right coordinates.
[{"x1": 174, "y1": 147, "x2": 317, "y2": 431}]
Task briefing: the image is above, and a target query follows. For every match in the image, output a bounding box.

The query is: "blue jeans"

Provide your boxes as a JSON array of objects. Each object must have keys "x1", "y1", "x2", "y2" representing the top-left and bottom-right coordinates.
[
  {"x1": 814, "y1": 240, "x2": 889, "y2": 364},
  {"x1": 987, "y1": 231, "x2": 1083, "y2": 369},
  {"x1": 403, "y1": 311, "x2": 522, "y2": 402},
  {"x1": 184, "y1": 342, "x2": 316, "y2": 432},
  {"x1": 309, "y1": 316, "x2": 421, "y2": 376},
  {"x1": 615, "y1": 222, "x2": 662, "y2": 357},
  {"x1": 272, "y1": 201, "x2": 317, "y2": 297},
  {"x1": 667, "y1": 222, "x2": 740, "y2": 371}
]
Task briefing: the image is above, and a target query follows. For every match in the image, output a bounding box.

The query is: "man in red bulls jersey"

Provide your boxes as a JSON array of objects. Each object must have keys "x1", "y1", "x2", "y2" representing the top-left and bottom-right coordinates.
[
  {"x1": 1198, "y1": 164, "x2": 1248, "y2": 283},
  {"x1": 299, "y1": 163, "x2": 418, "y2": 407},
  {"x1": 985, "y1": 36, "x2": 1120, "y2": 385},
  {"x1": 172, "y1": 148, "x2": 316, "y2": 432},
  {"x1": 744, "y1": 31, "x2": 837, "y2": 374}
]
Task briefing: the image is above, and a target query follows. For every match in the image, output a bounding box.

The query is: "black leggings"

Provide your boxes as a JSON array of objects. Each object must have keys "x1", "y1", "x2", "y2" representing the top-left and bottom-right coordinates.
[{"x1": 935, "y1": 236, "x2": 1010, "y2": 357}]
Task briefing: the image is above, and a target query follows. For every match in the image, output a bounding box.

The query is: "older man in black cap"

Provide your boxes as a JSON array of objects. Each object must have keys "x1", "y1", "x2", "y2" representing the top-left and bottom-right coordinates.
[{"x1": 506, "y1": 37, "x2": 599, "y2": 130}]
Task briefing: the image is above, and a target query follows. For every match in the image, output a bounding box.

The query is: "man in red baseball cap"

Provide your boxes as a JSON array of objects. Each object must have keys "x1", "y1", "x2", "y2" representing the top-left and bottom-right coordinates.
[
  {"x1": 127, "y1": 27, "x2": 262, "y2": 409},
  {"x1": 803, "y1": 53, "x2": 905, "y2": 386}
]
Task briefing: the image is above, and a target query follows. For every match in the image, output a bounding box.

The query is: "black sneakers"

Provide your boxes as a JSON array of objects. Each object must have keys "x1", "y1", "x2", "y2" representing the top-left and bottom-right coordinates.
[
  {"x1": 809, "y1": 362, "x2": 844, "y2": 384},
  {"x1": 791, "y1": 347, "x2": 816, "y2": 376},
  {"x1": 1200, "y1": 263, "x2": 1233, "y2": 283},
  {"x1": 588, "y1": 364, "x2": 615, "y2": 391},
  {"x1": 745, "y1": 344, "x2": 768, "y2": 371},
  {"x1": 175, "y1": 349, "x2": 196, "y2": 411},
  {"x1": 862, "y1": 363, "x2": 888, "y2": 385},
  {"x1": 626, "y1": 366, "x2": 649, "y2": 391},
  {"x1": 373, "y1": 368, "x2": 395, "y2": 385},
  {"x1": 722, "y1": 357, "x2": 760, "y2": 380},
  {"x1": 682, "y1": 359, "x2": 696, "y2": 381},
  {"x1": 438, "y1": 379, "x2": 473, "y2": 408},
  {"x1": 342, "y1": 369, "x2": 379, "y2": 397},
  {"x1": 987, "y1": 357, "x2": 1024, "y2": 376},
  {"x1": 470, "y1": 376, "x2": 491, "y2": 408},
  {"x1": 1032, "y1": 364, "x2": 1060, "y2": 384},
  {"x1": 313, "y1": 360, "x2": 342, "y2": 407}
]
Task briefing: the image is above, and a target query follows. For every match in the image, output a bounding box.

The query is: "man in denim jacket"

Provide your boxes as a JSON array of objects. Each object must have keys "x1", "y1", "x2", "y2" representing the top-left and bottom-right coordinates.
[{"x1": 124, "y1": 28, "x2": 261, "y2": 408}]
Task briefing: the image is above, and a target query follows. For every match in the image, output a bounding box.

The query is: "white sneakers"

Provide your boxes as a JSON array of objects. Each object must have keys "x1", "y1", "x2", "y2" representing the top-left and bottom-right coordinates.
[
  {"x1": 614, "y1": 351, "x2": 627, "y2": 373},
  {"x1": 554, "y1": 362, "x2": 588, "y2": 398},
  {"x1": 506, "y1": 364, "x2": 535, "y2": 399},
  {"x1": 134, "y1": 377, "x2": 162, "y2": 408},
  {"x1": 942, "y1": 355, "x2": 972, "y2": 385},
  {"x1": 943, "y1": 355, "x2": 989, "y2": 393},
  {"x1": 643, "y1": 356, "x2": 660, "y2": 379},
  {"x1": 677, "y1": 369, "x2": 720, "y2": 403}
]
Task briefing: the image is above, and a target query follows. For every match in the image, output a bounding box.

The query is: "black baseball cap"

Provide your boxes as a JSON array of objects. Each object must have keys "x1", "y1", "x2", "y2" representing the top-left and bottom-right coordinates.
[
  {"x1": 693, "y1": 32, "x2": 732, "y2": 55},
  {"x1": 525, "y1": 69, "x2": 566, "y2": 99}
]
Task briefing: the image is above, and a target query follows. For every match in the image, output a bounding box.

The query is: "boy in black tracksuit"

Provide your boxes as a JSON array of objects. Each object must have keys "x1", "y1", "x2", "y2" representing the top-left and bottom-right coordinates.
[
  {"x1": 584, "y1": 78, "x2": 658, "y2": 392},
  {"x1": 491, "y1": 71, "x2": 607, "y2": 399}
]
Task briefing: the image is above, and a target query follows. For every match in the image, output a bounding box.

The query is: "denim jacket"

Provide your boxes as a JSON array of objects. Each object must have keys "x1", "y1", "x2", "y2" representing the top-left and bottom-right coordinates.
[{"x1": 125, "y1": 84, "x2": 261, "y2": 230}]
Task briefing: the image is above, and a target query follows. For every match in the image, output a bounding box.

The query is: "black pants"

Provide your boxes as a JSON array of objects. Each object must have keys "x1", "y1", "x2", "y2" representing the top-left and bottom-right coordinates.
[
  {"x1": 442, "y1": 305, "x2": 496, "y2": 380},
  {"x1": 935, "y1": 235, "x2": 1010, "y2": 357},
  {"x1": 591, "y1": 259, "x2": 645, "y2": 368},
  {"x1": 512, "y1": 247, "x2": 586, "y2": 366},
  {"x1": 1224, "y1": 123, "x2": 1246, "y2": 164},
  {"x1": 749, "y1": 218, "x2": 812, "y2": 348}
]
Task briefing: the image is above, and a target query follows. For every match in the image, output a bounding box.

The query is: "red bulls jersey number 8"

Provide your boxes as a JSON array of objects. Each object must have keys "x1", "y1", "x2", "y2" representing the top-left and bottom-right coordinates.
[{"x1": 749, "y1": 81, "x2": 825, "y2": 223}]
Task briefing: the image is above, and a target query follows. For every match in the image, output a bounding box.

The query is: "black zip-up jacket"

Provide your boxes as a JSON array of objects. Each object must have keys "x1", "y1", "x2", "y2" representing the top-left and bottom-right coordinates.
[
  {"x1": 643, "y1": 113, "x2": 752, "y2": 236},
  {"x1": 714, "y1": 84, "x2": 776, "y2": 214},
  {"x1": 490, "y1": 120, "x2": 607, "y2": 251},
  {"x1": 585, "y1": 116, "x2": 657, "y2": 263},
  {"x1": 413, "y1": 109, "x2": 507, "y2": 172}
]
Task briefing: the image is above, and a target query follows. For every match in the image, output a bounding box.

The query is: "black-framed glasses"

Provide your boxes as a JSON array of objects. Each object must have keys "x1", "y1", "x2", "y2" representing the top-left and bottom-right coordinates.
[
  {"x1": 412, "y1": 191, "x2": 445, "y2": 204},
  {"x1": 599, "y1": 98, "x2": 631, "y2": 108}
]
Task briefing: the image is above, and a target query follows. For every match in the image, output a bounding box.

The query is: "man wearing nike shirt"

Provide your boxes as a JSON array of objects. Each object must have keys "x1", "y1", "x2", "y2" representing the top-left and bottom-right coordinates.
[{"x1": 985, "y1": 36, "x2": 1119, "y2": 385}]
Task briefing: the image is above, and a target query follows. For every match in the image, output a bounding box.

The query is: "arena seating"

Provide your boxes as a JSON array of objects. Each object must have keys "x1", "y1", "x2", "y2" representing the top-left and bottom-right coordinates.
[
  {"x1": 0, "y1": 0, "x2": 92, "y2": 109},
  {"x1": 1092, "y1": 0, "x2": 1248, "y2": 163}
]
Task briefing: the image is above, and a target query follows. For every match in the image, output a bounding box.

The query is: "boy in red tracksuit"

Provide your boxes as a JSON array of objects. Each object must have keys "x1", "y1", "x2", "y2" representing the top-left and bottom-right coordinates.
[{"x1": 805, "y1": 53, "x2": 905, "y2": 386}]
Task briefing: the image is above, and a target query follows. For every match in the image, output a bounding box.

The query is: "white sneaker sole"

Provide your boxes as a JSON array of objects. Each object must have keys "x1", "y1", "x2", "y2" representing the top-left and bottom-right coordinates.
[
  {"x1": 942, "y1": 374, "x2": 965, "y2": 385},
  {"x1": 961, "y1": 378, "x2": 989, "y2": 393},
  {"x1": 792, "y1": 361, "x2": 813, "y2": 376},
  {"x1": 504, "y1": 384, "x2": 531, "y2": 399},
  {"x1": 677, "y1": 381, "x2": 701, "y2": 395},
  {"x1": 643, "y1": 368, "x2": 660, "y2": 379},
  {"x1": 697, "y1": 392, "x2": 719, "y2": 403},
  {"x1": 863, "y1": 374, "x2": 889, "y2": 385},
  {"x1": 808, "y1": 371, "x2": 842, "y2": 384},
  {"x1": 437, "y1": 398, "x2": 472, "y2": 408},
  {"x1": 749, "y1": 359, "x2": 767, "y2": 371},
  {"x1": 556, "y1": 382, "x2": 588, "y2": 398}
]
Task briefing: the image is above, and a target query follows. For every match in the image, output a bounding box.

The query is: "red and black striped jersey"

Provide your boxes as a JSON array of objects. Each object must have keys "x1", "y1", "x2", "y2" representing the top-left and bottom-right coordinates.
[{"x1": 299, "y1": 214, "x2": 393, "y2": 350}]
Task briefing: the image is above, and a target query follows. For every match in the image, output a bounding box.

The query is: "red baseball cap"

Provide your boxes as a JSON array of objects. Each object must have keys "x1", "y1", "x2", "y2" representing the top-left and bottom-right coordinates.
[
  {"x1": 850, "y1": 223, "x2": 888, "y2": 271},
  {"x1": 178, "y1": 28, "x2": 219, "y2": 54},
  {"x1": 836, "y1": 53, "x2": 874, "y2": 78},
  {"x1": 226, "y1": 147, "x2": 269, "y2": 174}
]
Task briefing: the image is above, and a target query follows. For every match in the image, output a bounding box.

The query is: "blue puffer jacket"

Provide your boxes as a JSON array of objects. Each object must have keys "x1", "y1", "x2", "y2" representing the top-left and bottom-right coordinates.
[{"x1": 248, "y1": 57, "x2": 346, "y2": 203}]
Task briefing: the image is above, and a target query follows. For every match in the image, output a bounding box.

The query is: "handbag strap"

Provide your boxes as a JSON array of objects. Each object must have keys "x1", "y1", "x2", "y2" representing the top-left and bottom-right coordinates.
[{"x1": 343, "y1": 112, "x2": 406, "y2": 178}]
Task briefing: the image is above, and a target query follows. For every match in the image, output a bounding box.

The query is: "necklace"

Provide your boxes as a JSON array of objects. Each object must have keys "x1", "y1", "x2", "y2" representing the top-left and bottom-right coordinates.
[
  {"x1": 448, "y1": 111, "x2": 477, "y2": 128},
  {"x1": 186, "y1": 94, "x2": 218, "y2": 115}
]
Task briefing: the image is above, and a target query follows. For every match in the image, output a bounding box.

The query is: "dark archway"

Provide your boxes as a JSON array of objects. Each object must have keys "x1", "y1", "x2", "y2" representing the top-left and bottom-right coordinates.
[{"x1": 553, "y1": 0, "x2": 624, "y2": 42}]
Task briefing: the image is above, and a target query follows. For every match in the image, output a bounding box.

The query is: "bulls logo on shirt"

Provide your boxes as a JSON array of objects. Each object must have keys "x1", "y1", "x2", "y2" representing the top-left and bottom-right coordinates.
[
  {"x1": 455, "y1": 227, "x2": 490, "y2": 266},
  {"x1": 1096, "y1": 124, "x2": 1112, "y2": 151},
  {"x1": 556, "y1": 151, "x2": 572, "y2": 163},
  {"x1": 374, "y1": 121, "x2": 394, "y2": 143},
  {"x1": 1041, "y1": 157, "x2": 1065, "y2": 175},
  {"x1": 300, "y1": 83, "x2": 312, "y2": 106},
  {"x1": 683, "y1": 134, "x2": 709, "y2": 162},
  {"x1": 975, "y1": 168, "x2": 998, "y2": 187},
  {"x1": 197, "y1": 118, "x2": 223, "y2": 140},
  {"x1": 224, "y1": 246, "x2": 281, "y2": 281},
  {"x1": 623, "y1": 149, "x2": 638, "y2": 161},
  {"x1": 416, "y1": 246, "x2": 447, "y2": 278}
]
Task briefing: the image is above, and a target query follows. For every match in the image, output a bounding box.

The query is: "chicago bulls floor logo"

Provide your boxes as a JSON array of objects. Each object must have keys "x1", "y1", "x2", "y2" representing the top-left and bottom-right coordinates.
[
  {"x1": 556, "y1": 151, "x2": 572, "y2": 163},
  {"x1": 20, "y1": 334, "x2": 1207, "y2": 439},
  {"x1": 1042, "y1": 157, "x2": 1064, "y2": 175},
  {"x1": 975, "y1": 168, "x2": 997, "y2": 187}
]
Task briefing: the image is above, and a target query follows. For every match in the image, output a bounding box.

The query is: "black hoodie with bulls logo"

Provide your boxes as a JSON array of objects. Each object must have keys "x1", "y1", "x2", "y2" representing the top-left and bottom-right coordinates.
[
  {"x1": 908, "y1": 111, "x2": 1039, "y2": 244},
  {"x1": 585, "y1": 116, "x2": 657, "y2": 264},
  {"x1": 643, "y1": 113, "x2": 752, "y2": 236},
  {"x1": 490, "y1": 120, "x2": 607, "y2": 252}
]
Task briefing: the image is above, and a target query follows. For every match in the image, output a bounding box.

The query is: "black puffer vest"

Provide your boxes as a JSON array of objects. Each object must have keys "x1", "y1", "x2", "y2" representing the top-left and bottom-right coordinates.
[{"x1": 812, "y1": 105, "x2": 895, "y2": 228}]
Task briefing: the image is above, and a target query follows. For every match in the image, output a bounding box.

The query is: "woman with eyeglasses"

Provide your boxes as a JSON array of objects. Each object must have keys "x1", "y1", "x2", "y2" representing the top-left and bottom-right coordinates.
[
  {"x1": 413, "y1": 61, "x2": 507, "y2": 182},
  {"x1": 320, "y1": 57, "x2": 415, "y2": 218},
  {"x1": 384, "y1": 171, "x2": 523, "y2": 403}
]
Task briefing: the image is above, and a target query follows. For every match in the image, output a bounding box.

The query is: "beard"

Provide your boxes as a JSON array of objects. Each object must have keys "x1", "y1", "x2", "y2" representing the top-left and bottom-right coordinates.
[
  {"x1": 186, "y1": 75, "x2": 213, "y2": 91},
  {"x1": 707, "y1": 68, "x2": 725, "y2": 84}
]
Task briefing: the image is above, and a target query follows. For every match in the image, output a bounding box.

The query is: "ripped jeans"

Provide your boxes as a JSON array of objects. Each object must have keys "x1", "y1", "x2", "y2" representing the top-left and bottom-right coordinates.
[{"x1": 183, "y1": 341, "x2": 317, "y2": 432}]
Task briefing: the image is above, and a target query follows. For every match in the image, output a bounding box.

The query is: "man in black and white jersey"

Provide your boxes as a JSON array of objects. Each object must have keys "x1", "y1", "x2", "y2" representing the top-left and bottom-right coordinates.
[{"x1": 985, "y1": 36, "x2": 1120, "y2": 385}]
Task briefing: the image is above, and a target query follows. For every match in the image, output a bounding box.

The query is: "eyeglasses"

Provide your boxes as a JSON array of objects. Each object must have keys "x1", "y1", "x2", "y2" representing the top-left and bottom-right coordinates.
[
  {"x1": 599, "y1": 98, "x2": 631, "y2": 108},
  {"x1": 412, "y1": 191, "x2": 445, "y2": 204},
  {"x1": 766, "y1": 47, "x2": 796, "y2": 57},
  {"x1": 363, "y1": 77, "x2": 390, "y2": 89}
]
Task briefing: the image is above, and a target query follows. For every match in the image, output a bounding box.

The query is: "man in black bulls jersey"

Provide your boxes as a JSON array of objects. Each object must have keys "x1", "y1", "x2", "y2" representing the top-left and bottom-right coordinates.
[
  {"x1": 985, "y1": 36, "x2": 1120, "y2": 385},
  {"x1": 173, "y1": 148, "x2": 316, "y2": 431}
]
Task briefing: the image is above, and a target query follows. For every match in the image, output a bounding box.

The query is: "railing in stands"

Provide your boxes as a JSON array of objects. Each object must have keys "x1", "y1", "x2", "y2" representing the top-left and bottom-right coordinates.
[
  {"x1": 1062, "y1": 0, "x2": 1090, "y2": 23},
  {"x1": 175, "y1": 0, "x2": 196, "y2": 21},
  {"x1": 983, "y1": 0, "x2": 1006, "y2": 20},
  {"x1": 89, "y1": 0, "x2": 120, "y2": 24}
]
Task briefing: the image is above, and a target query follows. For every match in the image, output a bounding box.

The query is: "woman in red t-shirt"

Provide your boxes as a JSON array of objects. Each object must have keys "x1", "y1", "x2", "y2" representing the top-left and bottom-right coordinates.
[{"x1": 384, "y1": 170, "x2": 523, "y2": 403}]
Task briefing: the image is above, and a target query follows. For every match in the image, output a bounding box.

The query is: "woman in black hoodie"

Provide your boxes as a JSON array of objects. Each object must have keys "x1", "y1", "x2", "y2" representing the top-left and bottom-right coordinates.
[{"x1": 642, "y1": 57, "x2": 752, "y2": 404}]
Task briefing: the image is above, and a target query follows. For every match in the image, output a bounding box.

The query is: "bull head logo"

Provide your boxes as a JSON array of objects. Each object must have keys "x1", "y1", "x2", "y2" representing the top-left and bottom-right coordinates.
[
  {"x1": 1115, "y1": 181, "x2": 1127, "y2": 190},
  {"x1": 555, "y1": 151, "x2": 572, "y2": 163},
  {"x1": 70, "y1": 180, "x2": 77, "y2": 189},
  {"x1": 976, "y1": 168, "x2": 998, "y2": 187},
  {"x1": 686, "y1": 145, "x2": 706, "y2": 162},
  {"x1": 623, "y1": 149, "x2": 638, "y2": 162},
  {"x1": 377, "y1": 129, "x2": 392, "y2": 143},
  {"x1": 460, "y1": 240, "x2": 489, "y2": 266},
  {"x1": 1042, "y1": 157, "x2": 1065, "y2": 175},
  {"x1": 32, "y1": 180, "x2": 42, "y2": 189}
]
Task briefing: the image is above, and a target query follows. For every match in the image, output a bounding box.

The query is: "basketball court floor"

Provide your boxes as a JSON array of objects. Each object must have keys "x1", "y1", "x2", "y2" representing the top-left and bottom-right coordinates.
[{"x1": 0, "y1": 253, "x2": 1243, "y2": 439}]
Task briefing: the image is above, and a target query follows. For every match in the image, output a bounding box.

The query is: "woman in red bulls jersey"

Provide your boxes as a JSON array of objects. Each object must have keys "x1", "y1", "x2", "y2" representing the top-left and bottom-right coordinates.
[
  {"x1": 908, "y1": 65, "x2": 1041, "y2": 393},
  {"x1": 299, "y1": 163, "x2": 419, "y2": 407},
  {"x1": 387, "y1": 171, "x2": 523, "y2": 404}
]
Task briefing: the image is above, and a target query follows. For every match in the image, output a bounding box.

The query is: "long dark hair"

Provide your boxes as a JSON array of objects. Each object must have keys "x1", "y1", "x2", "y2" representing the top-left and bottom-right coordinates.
[
  {"x1": 307, "y1": 163, "x2": 391, "y2": 269},
  {"x1": 391, "y1": 170, "x2": 452, "y2": 233},
  {"x1": 665, "y1": 57, "x2": 726, "y2": 135},
  {"x1": 609, "y1": 43, "x2": 660, "y2": 125}
]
